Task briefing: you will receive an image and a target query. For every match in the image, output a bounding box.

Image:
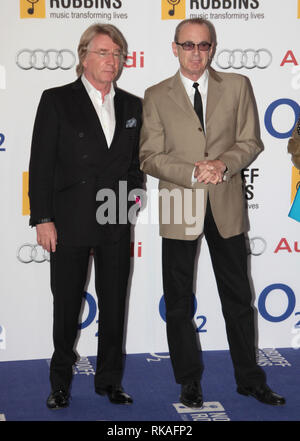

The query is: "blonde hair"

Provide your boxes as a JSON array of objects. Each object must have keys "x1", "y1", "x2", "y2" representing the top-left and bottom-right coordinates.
[{"x1": 76, "y1": 23, "x2": 128, "y2": 77}]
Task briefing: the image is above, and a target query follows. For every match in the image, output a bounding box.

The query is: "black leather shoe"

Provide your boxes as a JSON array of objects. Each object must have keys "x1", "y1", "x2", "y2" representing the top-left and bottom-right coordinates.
[
  {"x1": 180, "y1": 381, "x2": 203, "y2": 408},
  {"x1": 237, "y1": 384, "x2": 285, "y2": 406},
  {"x1": 96, "y1": 385, "x2": 133, "y2": 405},
  {"x1": 46, "y1": 390, "x2": 69, "y2": 409}
]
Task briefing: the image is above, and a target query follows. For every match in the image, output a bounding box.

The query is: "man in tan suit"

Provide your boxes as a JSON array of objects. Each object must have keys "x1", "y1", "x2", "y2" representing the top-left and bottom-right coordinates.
[{"x1": 140, "y1": 18, "x2": 285, "y2": 407}]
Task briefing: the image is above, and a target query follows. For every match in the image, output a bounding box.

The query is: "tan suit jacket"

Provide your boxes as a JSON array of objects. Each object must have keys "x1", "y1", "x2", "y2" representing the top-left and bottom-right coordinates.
[
  {"x1": 288, "y1": 117, "x2": 300, "y2": 169},
  {"x1": 139, "y1": 68, "x2": 262, "y2": 240}
]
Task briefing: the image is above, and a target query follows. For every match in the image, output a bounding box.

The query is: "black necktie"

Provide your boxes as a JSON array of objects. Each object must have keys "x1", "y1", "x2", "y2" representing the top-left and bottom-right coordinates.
[{"x1": 193, "y1": 82, "x2": 204, "y2": 132}]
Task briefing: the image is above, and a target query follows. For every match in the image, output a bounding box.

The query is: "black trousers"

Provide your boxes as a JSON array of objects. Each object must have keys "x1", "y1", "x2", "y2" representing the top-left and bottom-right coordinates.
[
  {"x1": 162, "y1": 200, "x2": 266, "y2": 387},
  {"x1": 49, "y1": 230, "x2": 130, "y2": 392}
]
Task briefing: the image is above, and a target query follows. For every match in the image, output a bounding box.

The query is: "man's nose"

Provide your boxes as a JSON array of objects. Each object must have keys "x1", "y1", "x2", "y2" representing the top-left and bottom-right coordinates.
[
  {"x1": 105, "y1": 52, "x2": 116, "y2": 62},
  {"x1": 192, "y1": 45, "x2": 201, "y2": 54}
]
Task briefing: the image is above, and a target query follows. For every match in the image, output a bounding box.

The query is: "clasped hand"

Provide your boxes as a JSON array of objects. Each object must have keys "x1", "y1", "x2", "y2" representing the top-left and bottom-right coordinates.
[{"x1": 194, "y1": 160, "x2": 226, "y2": 184}]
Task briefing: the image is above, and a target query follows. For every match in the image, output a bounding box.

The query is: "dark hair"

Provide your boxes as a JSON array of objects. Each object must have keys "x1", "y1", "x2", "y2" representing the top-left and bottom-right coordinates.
[{"x1": 174, "y1": 18, "x2": 217, "y2": 60}]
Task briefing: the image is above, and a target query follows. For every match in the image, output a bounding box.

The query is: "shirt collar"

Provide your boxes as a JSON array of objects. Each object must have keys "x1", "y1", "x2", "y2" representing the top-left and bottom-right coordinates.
[
  {"x1": 81, "y1": 74, "x2": 115, "y2": 103},
  {"x1": 180, "y1": 69, "x2": 209, "y2": 95}
]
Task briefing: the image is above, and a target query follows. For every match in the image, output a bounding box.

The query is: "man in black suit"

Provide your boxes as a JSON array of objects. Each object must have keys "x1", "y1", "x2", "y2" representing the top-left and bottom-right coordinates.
[{"x1": 28, "y1": 23, "x2": 143, "y2": 409}]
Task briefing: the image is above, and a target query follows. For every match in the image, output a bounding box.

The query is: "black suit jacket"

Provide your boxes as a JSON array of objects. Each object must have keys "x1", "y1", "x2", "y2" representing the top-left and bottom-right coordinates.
[{"x1": 29, "y1": 77, "x2": 143, "y2": 245}]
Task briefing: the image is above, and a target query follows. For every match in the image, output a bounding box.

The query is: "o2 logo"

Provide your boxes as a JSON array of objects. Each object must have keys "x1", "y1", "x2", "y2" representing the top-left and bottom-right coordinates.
[
  {"x1": 258, "y1": 283, "x2": 296, "y2": 322},
  {"x1": 159, "y1": 294, "x2": 207, "y2": 333},
  {"x1": 0, "y1": 325, "x2": 6, "y2": 349},
  {"x1": 258, "y1": 283, "x2": 300, "y2": 349},
  {"x1": 264, "y1": 99, "x2": 300, "y2": 139},
  {"x1": 78, "y1": 292, "x2": 98, "y2": 335},
  {"x1": 0, "y1": 133, "x2": 5, "y2": 152}
]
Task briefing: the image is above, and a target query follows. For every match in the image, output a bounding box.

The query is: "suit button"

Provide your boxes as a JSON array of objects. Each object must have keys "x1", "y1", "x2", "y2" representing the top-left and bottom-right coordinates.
[
  {"x1": 82, "y1": 154, "x2": 88, "y2": 160},
  {"x1": 78, "y1": 132, "x2": 84, "y2": 138},
  {"x1": 204, "y1": 152, "x2": 208, "y2": 157},
  {"x1": 198, "y1": 127, "x2": 203, "y2": 132},
  {"x1": 81, "y1": 180, "x2": 86, "y2": 184}
]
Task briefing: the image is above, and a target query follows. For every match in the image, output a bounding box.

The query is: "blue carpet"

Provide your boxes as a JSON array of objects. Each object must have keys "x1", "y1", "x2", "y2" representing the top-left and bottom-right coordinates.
[{"x1": 0, "y1": 348, "x2": 299, "y2": 427}]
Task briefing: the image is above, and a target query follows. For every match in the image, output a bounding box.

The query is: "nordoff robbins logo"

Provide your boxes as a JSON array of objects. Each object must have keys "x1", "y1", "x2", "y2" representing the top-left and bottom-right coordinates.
[
  {"x1": 17, "y1": 243, "x2": 50, "y2": 263},
  {"x1": 215, "y1": 49, "x2": 272, "y2": 69},
  {"x1": 16, "y1": 49, "x2": 76, "y2": 70}
]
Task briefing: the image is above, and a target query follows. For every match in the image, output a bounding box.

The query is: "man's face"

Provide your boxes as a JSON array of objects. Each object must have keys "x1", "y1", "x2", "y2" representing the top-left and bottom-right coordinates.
[
  {"x1": 172, "y1": 23, "x2": 214, "y2": 80},
  {"x1": 83, "y1": 33, "x2": 121, "y2": 89}
]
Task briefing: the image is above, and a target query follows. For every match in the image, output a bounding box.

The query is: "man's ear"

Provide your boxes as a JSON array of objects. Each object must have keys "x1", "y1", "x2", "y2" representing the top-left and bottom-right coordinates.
[
  {"x1": 172, "y1": 41, "x2": 178, "y2": 58},
  {"x1": 208, "y1": 42, "x2": 215, "y2": 61}
]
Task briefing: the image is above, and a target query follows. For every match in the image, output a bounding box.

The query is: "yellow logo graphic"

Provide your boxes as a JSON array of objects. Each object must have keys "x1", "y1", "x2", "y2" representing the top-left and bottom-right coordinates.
[
  {"x1": 298, "y1": 0, "x2": 300, "y2": 18},
  {"x1": 162, "y1": 0, "x2": 186, "y2": 20},
  {"x1": 22, "y1": 172, "x2": 30, "y2": 215},
  {"x1": 291, "y1": 166, "x2": 300, "y2": 203},
  {"x1": 20, "y1": 0, "x2": 46, "y2": 19}
]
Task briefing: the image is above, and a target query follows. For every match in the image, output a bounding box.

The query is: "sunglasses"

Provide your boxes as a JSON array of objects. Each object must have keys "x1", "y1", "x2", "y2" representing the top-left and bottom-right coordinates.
[{"x1": 175, "y1": 41, "x2": 212, "y2": 52}]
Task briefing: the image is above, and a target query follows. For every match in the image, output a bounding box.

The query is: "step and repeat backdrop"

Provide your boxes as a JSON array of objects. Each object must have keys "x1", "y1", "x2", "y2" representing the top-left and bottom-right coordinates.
[{"x1": 0, "y1": 0, "x2": 300, "y2": 362}]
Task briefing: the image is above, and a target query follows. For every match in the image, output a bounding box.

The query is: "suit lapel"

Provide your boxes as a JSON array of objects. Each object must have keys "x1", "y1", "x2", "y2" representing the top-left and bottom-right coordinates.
[
  {"x1": 71, "y1": 77, "x2": 109, "y2": 149},
  {"x1": 110, "y1": 87, "x2": 124, "y2": 148},
  {"x1": 206, "y1": 68, "x2": 223, "y2": 127},
  {"x1": 168, "y1": 71, "x2": 200, "y2": 126}
]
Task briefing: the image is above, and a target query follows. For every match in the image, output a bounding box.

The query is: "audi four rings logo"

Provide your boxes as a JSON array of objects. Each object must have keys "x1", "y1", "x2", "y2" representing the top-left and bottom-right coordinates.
[
  {"x1": 17, "y1": 244, "x2": 50, "y2": 263},
  {"x1": 248, "y1": 237, "x2": 267, "y2": 256},
  {"x1": 16, "y1": 49, "x2": 76, "y2": 70},
  {"x1": 215, "y1": 49, "x2": 272, "y2": 70}
]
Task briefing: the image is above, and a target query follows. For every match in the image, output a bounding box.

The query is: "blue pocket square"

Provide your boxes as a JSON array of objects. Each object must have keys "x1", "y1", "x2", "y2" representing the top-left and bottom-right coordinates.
[{"x1": 126, "y1": 117, "x2": 137, "y2": 128}]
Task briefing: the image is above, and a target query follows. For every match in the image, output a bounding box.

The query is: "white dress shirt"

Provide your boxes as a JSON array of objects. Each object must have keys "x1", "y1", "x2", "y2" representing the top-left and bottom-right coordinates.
[
  {"x1": 180, "y1": 69, "x2": 209, "y2": 132},
  {"x1": 81, "y1": 74, "x2": 116, "y2": 148}
]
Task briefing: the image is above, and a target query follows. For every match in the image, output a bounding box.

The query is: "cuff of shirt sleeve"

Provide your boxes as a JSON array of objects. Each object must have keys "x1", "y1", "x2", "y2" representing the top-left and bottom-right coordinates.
[
  {"x1": 30, "y1": 217, "x2": 54, "y2": 227},
  {"x1": 191, "y1": 167, "x2": 197, "y2": 184},
  {"x1": 222, "y1": 166, "x2": 228, "y2": 182}
]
